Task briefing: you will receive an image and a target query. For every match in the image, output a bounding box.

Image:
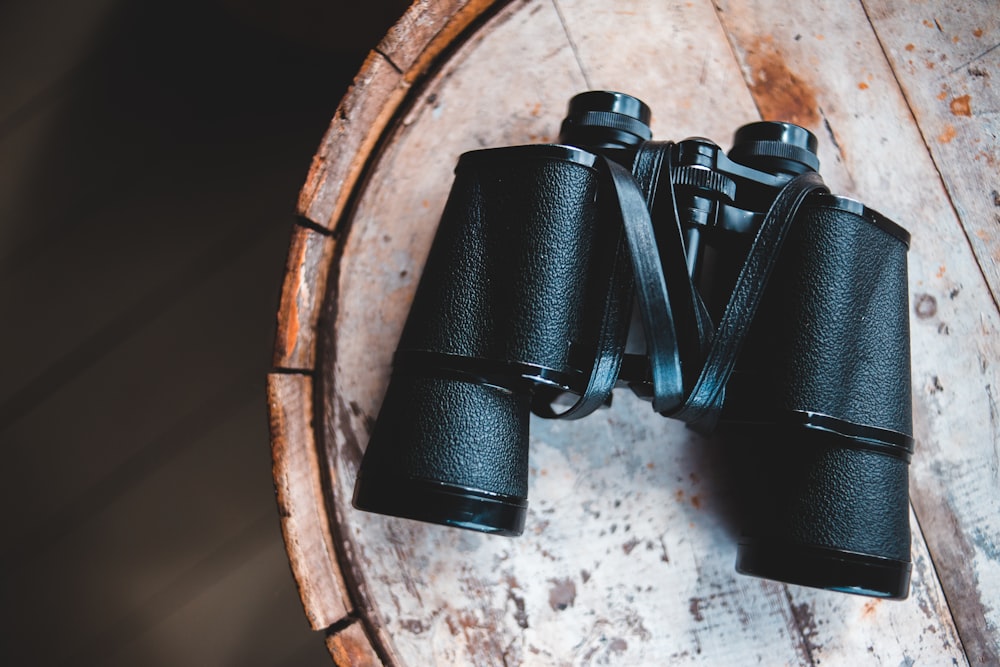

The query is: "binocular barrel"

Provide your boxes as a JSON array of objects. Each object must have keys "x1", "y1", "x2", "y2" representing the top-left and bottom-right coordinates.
[
  {"x1": 353, "y1": 90, "x2": 915, "y2": 600},
  {"x1": 721, "y1": 195, "x2": 914, "y2": 598},
  {"x1": 353, "y1": 144, "x2": 624, "y2": 536}
]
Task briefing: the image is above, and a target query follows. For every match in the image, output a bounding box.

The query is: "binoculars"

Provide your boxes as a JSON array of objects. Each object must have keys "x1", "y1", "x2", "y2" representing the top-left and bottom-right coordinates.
[{"x1": 353, "y1": 91, "x2": 914, "y2": 600}]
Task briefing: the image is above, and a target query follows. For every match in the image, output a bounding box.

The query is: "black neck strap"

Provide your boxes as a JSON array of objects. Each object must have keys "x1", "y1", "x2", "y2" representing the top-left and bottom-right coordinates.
[
  {"x1": 669, "y1": 169, "x2": 828, "y2": 431},
  {"x1": 535, "y1": 145, "x2": 828, "y2": 432},
  {"x1": 532, "y1": 148, "x2": 689, "y2": 420}
]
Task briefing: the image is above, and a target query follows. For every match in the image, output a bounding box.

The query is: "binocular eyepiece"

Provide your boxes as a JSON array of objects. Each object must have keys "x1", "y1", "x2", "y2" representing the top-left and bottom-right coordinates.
[{"x1": 352, "y1": 91, "x2": 914, "y2": 600}]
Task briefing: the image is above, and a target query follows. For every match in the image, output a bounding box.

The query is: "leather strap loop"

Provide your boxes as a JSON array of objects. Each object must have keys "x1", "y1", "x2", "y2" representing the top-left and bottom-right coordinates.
[
  {"x1": 632, "y1": 143, "x2": 714, "y2": 403},
  {"x1": 604, "y1": 156, "x2": 686, "y2": 415},
  {"x1": 532, "y1": 153, "x2": 686, "y2": 419},
  {"x1": 529, "y1": 222, "x2": 633, "y2": 420},
  {"x1": 535, "y1": 146, "x2": 828, "y2": 432},
  {"x1": 670, "y1": 170, "x2": 829, "y2": 431}
]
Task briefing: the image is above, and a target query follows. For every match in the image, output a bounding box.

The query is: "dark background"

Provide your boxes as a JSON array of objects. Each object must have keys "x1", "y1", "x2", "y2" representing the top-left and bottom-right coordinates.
[{"x1": 0, "y1": 1, "x2": 408, "y2": 663}]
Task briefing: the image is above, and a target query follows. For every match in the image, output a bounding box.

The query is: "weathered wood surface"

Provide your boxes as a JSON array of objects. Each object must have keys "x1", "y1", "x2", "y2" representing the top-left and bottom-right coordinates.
[
  {"x1": 268, "y1": 372, "x2": 352, "y2": 630},
  {"x1": 271, "y1": 0, "x2": 1000, "y2": 664},
  {"x1": 864, "y1": 0, "x2": 1000, "y2": 309},
  {"x1": 296, "y1": 0, "x2": 498, "y2": 229},
  {"x1": 273, "y1": 224, "x2": 338, "y2": 371}
]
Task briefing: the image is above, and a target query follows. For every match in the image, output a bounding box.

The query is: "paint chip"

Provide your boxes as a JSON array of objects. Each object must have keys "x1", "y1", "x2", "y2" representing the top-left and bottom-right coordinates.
[{"x1": 950, "y1": 95, "x2": 972, "y2": 116}]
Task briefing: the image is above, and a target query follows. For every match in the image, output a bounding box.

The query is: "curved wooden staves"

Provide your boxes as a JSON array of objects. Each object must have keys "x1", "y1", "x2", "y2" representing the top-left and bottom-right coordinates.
[
  {"x1": 269, "y1": 3, "x2": 504, "y2": 663},
  {"x1": 269, "y1": 1, "x2": 1000, "y2": 664}
]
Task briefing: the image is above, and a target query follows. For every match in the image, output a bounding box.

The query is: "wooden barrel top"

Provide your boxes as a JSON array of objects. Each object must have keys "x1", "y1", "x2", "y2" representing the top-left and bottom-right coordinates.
[{"x1": 267, "y1": 1, "x2": 1000, "y2": 664}]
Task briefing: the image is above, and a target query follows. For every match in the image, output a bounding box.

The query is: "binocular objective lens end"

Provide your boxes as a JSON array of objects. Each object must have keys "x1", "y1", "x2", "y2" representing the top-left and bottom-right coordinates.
[
  {"x1": 735, "y1": 541, "x2": 912, "y2": 600},
  {"x1": 352, "y1": 473, "x2": 527, "y2": 537}
]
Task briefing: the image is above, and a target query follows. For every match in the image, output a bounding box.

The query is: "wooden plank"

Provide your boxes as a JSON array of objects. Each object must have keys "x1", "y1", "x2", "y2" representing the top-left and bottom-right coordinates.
[
  {"x1": 858, "y1": 10, "x2": 1000, "y2": 662},
  {"x1": 377, "y1": 0, "x2": 498, "y2": 78},
  {"x1": 554, "y1": 0, "x2": 761, "y2": 142},
  {"x1": 297, "y1": 51, "x2": 407, "y2": 229},
  {"x1": 273, "y1": 223, "x2": 338, "y2": 371},
  {"x1": 715, "y1": 1, "x2": 999, "y2": 663},
  {"x1": 326, "y1": 620, "x2": 385, "y2": 667},
  {"x1": 863, "y1": 0, "x2": 1000, "y2": 309},
  {"x1": 270, "y1": 372, "x2": 354, "y2": 631},
  {"x1": 297, "y1": 0, "x2": 502, "y2": 229},
  {"x1": 315, "y1": 0, "x2": 967, "y2": 664}
]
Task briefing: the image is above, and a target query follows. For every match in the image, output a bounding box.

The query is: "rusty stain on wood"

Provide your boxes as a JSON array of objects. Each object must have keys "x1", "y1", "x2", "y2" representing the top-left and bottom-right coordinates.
[
  {"x1": 938, "y1": 123, "x2": 958, "y2": 143},
  {"x1": 863, "y1": 0, "x2": 1000, "y2": 309},
  {"x1": 688, "y1": 597, "x2": 705, "y2": 623},
  {"x1": 744, "y1": 36, "x2": 820, "y2": 127},
  {"x1": 280, "y1": 232, "x2": 305, "y2": 362},
  {"x1": 334, "y1": 394, "x2": 365, "y2": 471},
  {"x1": 950, "y1": 93, "x2": 972, "y2": 116},
  {"x1": 283, "y1": 292, "x2": 299, "y2": 360},
  {"x1": 786, "y1": 597, "x2": 821, "y2": 665}
]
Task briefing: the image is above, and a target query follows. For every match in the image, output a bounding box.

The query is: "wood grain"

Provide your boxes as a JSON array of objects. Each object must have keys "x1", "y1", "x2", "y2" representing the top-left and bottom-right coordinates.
[
  {"x1": 273, "y1": 222, "x2": 338, "y2": 371},
  {"x1": 271, "y1": 0, "x2": 1000, "y2": 664},
  {"x1": 861, "y1": 10, "x2": 1000, "y2": 659},
  {"x1": 865, "y1": 0, "x2": 1000, "y2": 310},
  {"x1": 326, "y1": 620, "x2": 384, "y2": 667},
  {"x1": 296, "y1": 0, "x2": 502, "y2": 229},
  {"x1": 268, "y1": 372, "x2": 352, "y2": 630}
]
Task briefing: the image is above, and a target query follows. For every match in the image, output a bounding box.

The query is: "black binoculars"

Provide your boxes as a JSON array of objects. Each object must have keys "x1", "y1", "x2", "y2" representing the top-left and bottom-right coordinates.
[{"x1": 353, "y1": 91, "x2": 914, "y2": 600}]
